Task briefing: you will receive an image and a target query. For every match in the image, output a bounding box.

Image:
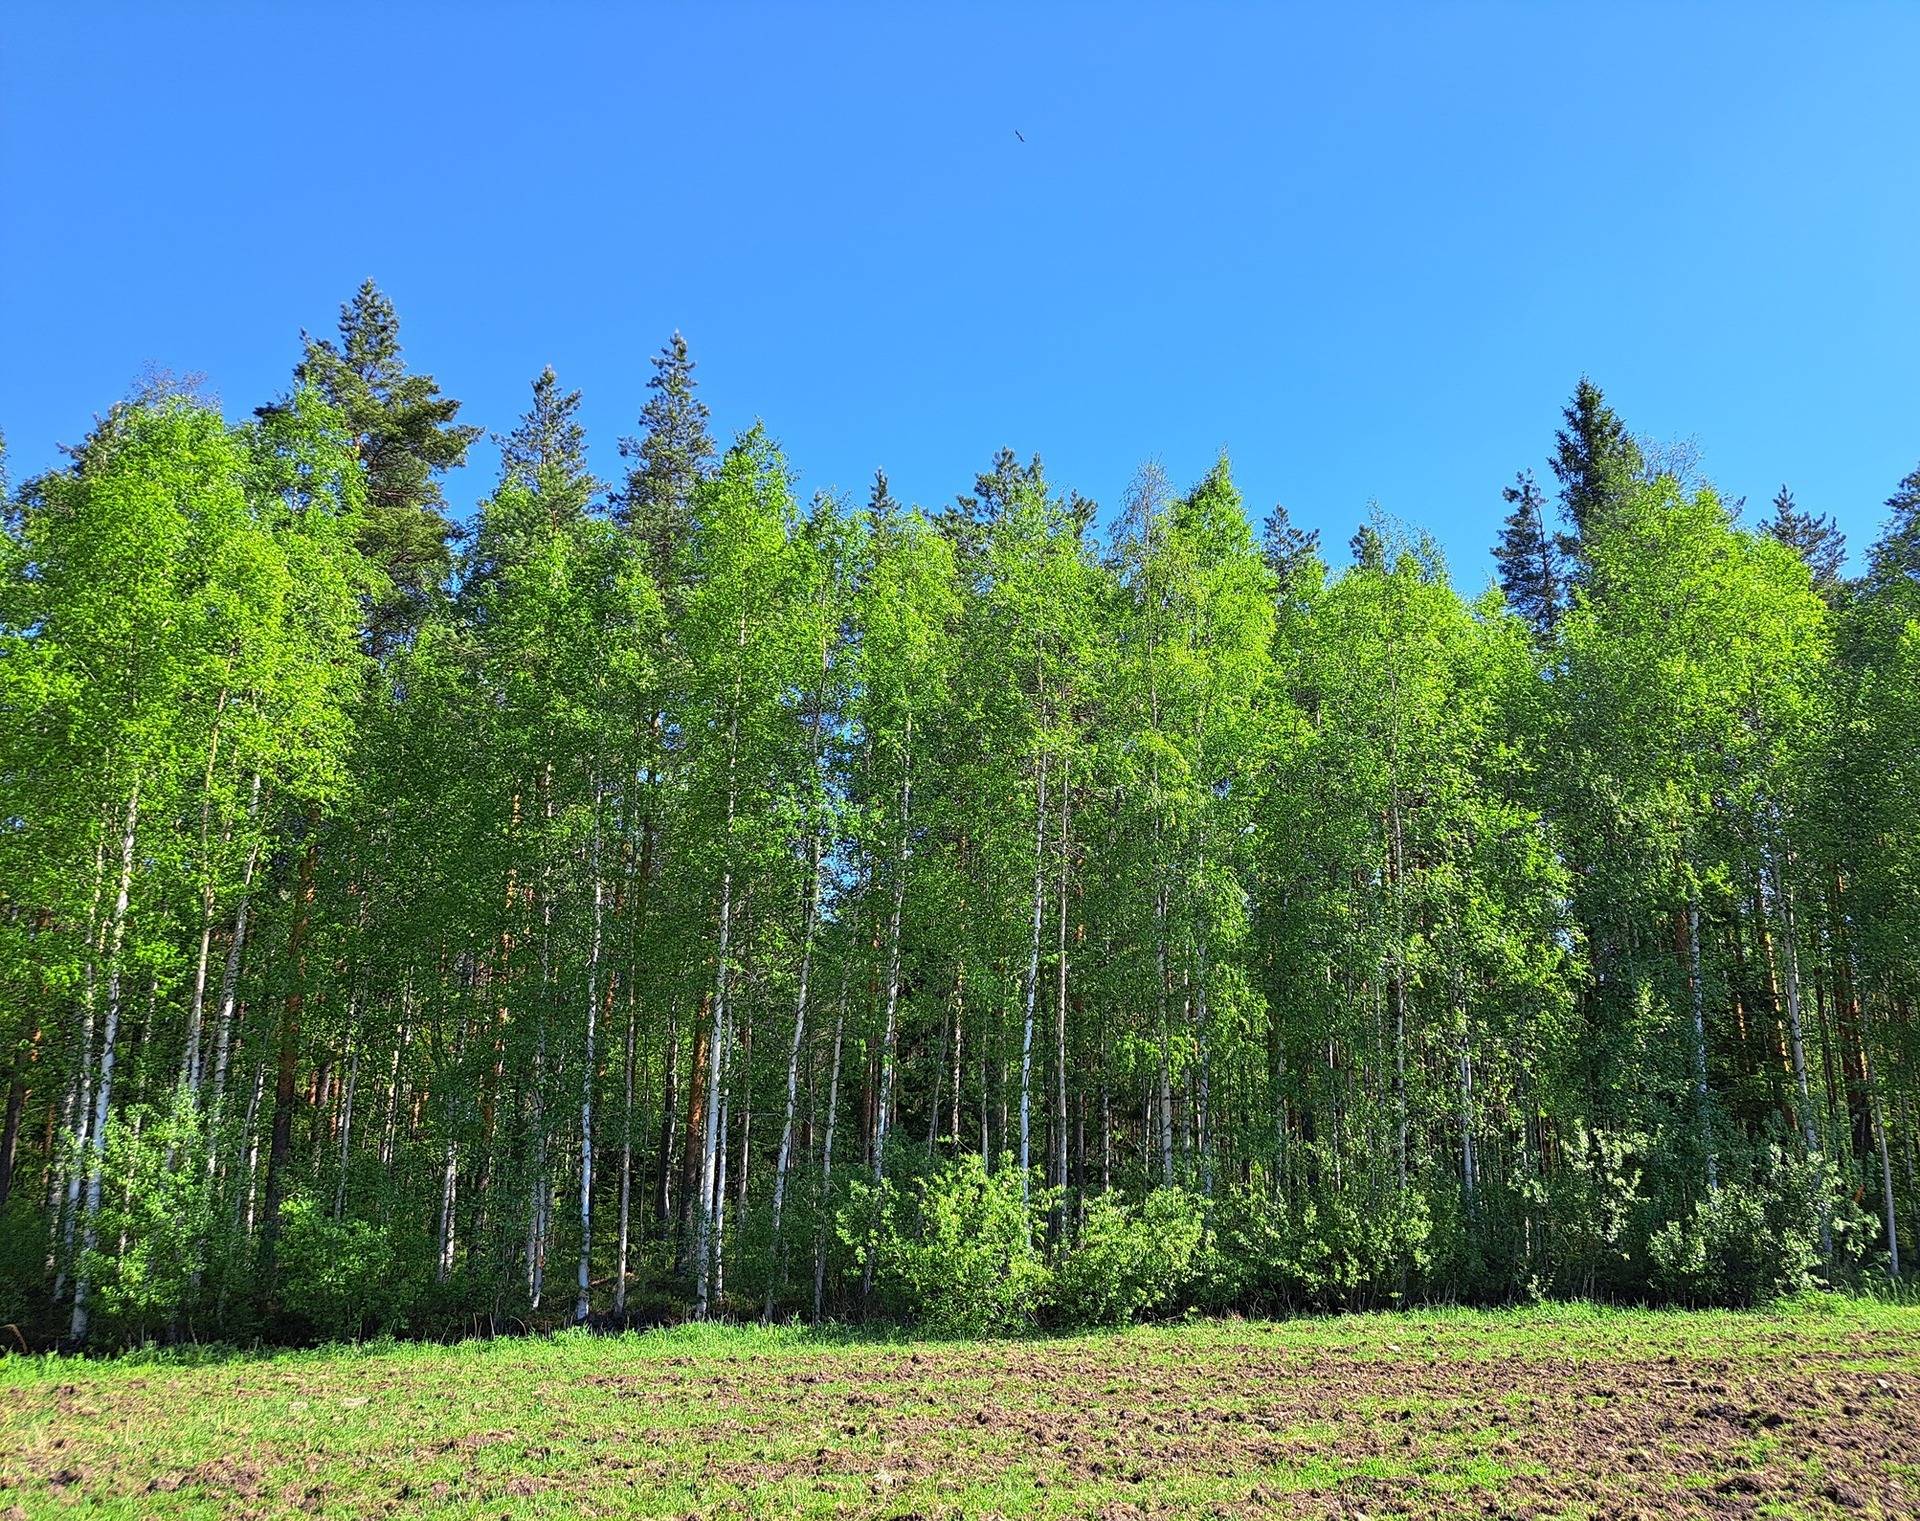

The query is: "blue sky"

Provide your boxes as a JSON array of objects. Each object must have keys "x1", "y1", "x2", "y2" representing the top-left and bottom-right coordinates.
[{"x1": 4, "y1": 4, "x2": 1917, "y2": 584}]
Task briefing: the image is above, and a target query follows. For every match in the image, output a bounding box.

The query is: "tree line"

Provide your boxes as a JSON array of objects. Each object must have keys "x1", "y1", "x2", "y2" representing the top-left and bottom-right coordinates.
[{"x1": 2, "y1": 283, "x2": 1916, "y2": 1345}]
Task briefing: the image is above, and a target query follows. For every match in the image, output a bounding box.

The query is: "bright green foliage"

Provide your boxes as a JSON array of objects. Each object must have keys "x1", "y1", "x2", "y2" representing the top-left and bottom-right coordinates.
[
  {"x1": 849, "y1": 1154, "x2": 1053, "y2": 1335},
  {"x1": 2, "y1": 332, "x2": 1917, "y2": 1349},
  {"x1": 1050, "y1": 1187, "x2": 1203, "y2": 1326},
  {"x1": 1648, "y1": 1147, "x2": 1827, "y2": 1306},
  {"x1": 1203, "y1": 1185, "x2": 1435, "y2": 1311}
]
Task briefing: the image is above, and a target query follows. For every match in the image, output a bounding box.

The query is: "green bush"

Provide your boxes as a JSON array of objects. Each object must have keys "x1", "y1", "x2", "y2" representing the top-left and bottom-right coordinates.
[
  {"x1": 84, "y1": 1097, "x2": 216, "y2": 1342},
  {"x1": 1202, "y1": 1182, "x2": 1431, "y2": 1311},
  {"x1": 1051, "y1": 1188, "x2": 1203, "y2": 1327},
  {"x1": 276, "y1": 1196, "x2": 408, "y2": 1341},
  {"x1": 1648, "y1": 1149, "x2": 1833, "y2": 1306},
  {"x1": 844, "y1": 1153, "x2": 1051, "y2": 1335}
]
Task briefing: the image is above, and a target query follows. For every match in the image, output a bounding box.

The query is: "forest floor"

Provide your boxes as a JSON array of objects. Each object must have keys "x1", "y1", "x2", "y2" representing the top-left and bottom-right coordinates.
[{"x1": 2, "y1": 1299, "x2": 1917, "y2": 1519}]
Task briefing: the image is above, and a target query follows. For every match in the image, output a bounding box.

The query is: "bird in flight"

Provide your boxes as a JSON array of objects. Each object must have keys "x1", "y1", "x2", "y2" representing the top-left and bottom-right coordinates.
[{"x1": 1014, "y1": 129, "x2": 1025, "y2": 143}]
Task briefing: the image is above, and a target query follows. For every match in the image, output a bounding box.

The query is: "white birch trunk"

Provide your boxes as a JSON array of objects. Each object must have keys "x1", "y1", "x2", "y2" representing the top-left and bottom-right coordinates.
[
  {"x1": 765, "y1": 820, "x2": 823, "y2": 1321},
  {"x1": 614, "y1": 997, "x2": 635, "y2": 1315},
  {"x1": 575, "y1": 794, "x2": 604, "y2": 1323},
  {"x1": 873, "y1": 716, "x2": 913, "y2": 1186},
  {"x1": 70, "y1": 776, "x2": 141, "y2": 1343},
  {"x1": 1688, "y1": 894, "x2": 1716, "y2": 1190},
  {"x1": 1019, "y1": 748, "x2": 1048, "y2": 1199},
  {"x1": 813, "y1": 991, "x2": 846, "y2": 1321}
]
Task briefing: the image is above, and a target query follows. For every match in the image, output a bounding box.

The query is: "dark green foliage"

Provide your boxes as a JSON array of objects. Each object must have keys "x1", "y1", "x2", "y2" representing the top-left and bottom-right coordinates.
[
  {"x1": 285, "y1": 280, "x2": 480, "y2": 647},
  {"x1": 615, "y1": 330, "x2": 715, "y2": 589},
  {"x1": 497, "y1": 365, "x2": 599, "y2": 515},
  {"x1": 1870, "y1": 464, "x2": 1920, "y2": 591},
  {"x1": 1765, "y1": 484, "x2": 1847, "y2": 591},
  {"x1": 1259, "y1": 500, "x2": 1321, "y2": 589},
  {"x1": 1493, "y1": 469, "x2": 1564, "y2": 637},
  {"x1": 1551, "y1": 375, "x2": 1643, "y2": 545}
]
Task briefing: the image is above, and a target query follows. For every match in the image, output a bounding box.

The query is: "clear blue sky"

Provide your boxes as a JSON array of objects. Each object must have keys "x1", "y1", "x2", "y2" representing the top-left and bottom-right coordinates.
[{"x1": 5, "y1": 4, "x2": 1917, "y2": 583}]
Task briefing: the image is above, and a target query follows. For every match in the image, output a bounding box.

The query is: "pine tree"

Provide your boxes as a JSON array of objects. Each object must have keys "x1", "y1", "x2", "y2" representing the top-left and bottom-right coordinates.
[
  {"x1": 1763, "y1": 484, "x2": 1846, "y2": 591},
  {"x1": 616, "y1": 331, "x2": 716, "y2": 589},
  {"x1": 1260, "y1": 501, "x2": 1321, "y2": 588},
  {"x1": 285, "y1": 281, "x2": 480, "y2": 648}
]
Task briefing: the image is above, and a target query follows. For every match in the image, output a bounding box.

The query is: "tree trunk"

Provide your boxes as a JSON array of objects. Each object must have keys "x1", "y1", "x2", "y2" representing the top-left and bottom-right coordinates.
[
  {"x1": 0, "y1": 1061, "x2": 25, "y2": 1211},
  {"x1": 182, "y1": 685, "x2": 232, "y2": 1097},
  {"x1": 332, "y1": 1002, "x2": 360, "y2": 1221},
  {"x1": 1053, "y1": 765, "x2": 1070, "y2": 1229},
  {"x1": 711, "y1": 1016, "x2": 732, "y2": 1312},
  {"x1": 813, "y1": 988, "x2": 847, "y2": 1321},
  {"x1": 1019, "y1": 748, "x2": 1048, "y2": 1198},
  {"x1": 657, "y1": 1004, "x2": 679, "y2": 1227},
  {"x1": 694, "y1": 851, "x2": 733, "y2": 1316},
  {"x1": 765, "y1": 821, "x2": 823, "y2": 1322},
  {"x1": 950, "y1": 968, "x2": 965, "y2": 1152},
  {"x1": 614, "y1": 995, "x2": 635, "y2": 1315},
  {"x1": 260, "y1": 815, "x2": 318, "y2": 1286},
  {"x1": 677, "y1": 1006, "x2": 707, "y2": 1257},
  {"x1": 873, "y1": 725, "x2": 913, "y2": 1188},
  {"x1": 69, "y1": 774, "x2": 140, "y2": 1344},
  {"x1": 1771, "y1": 853, "x2": 1829, "y2": 1256},
  {"x1": 1874, "y1": 1097, "x2": 1901, "y2": 1277},
  {"x1": 1687, "y1": 894, "x2": 1716, "y2": 1191},
  {"x1": 207, "y1": 775, "x2": 264, "y2": 1176},
  {"x1": 436, "y1": 1137, "x2": 459, "y2": 1283},
  {"x1": 575, "y1": 794, "x2": 605, "y2": 1323},
  {"x1": 1458, "y1": 1001, "x2": 1477, "y2": 1212},
  {"x1": 55, "y1": 802, "x2": 113, "y2": 1298}
]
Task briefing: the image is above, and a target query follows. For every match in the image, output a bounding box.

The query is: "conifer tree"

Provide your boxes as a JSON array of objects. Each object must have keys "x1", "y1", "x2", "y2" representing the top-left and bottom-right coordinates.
[
  {"x1": 616, "y1": 331, "x2": 716, "y2": 589},
  {"x1": 1869, "y1": 464, "x2": 1920, "y2": 591},
  {"x1": 1764, "y1": 485, "x2": 1847, "y2": 591},
  {"x1": 498, "y1": 366, "x2": 599, "y2": 515},
  {"x1": 1551, "y1": 376, "x2": 1643, "y2": 547},
  {"x1": 287, "y1": 281, "x2": 479, "y2": 648},
  {"x1": 1493, "y1": 469, "x2": 1565, "y2": 638},
  {"x1": 1259, "y1": 501, "x2": 1320, "y2": 589}
]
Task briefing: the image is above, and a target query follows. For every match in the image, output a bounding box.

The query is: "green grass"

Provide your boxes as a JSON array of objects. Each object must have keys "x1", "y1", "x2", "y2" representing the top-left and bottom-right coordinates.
[{"x1": 3, "y1": 1299, "x2": 1917, "y2": 1518}]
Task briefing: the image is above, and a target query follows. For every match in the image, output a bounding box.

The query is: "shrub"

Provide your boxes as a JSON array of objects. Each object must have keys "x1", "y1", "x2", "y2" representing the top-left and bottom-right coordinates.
[
  {"x1": 844, "y1": 1153, "x2": 1051, "y2": 1335},
  {"x1": 83, "y1": 1096, "x2": 216, "y2": 1342},
  {"x1": 1648, "y1": 1148, "x2": 1833, "y2": 1307},
  {"x1": 1202, "y1": 1182, "x2": 1431, "y2": 1311},
  {"x1": 277, "y1": 1196, "x2": 408, "y2": 1341},
  {"x1": 1050, "y1": 1187, "x2": 1204, "y2": 1327}
]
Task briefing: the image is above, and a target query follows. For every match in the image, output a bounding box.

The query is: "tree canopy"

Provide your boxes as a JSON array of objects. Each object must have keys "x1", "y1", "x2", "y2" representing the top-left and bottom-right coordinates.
[{"x1": 2, "y1": 302, "x2": 1915, "y2": 1345}]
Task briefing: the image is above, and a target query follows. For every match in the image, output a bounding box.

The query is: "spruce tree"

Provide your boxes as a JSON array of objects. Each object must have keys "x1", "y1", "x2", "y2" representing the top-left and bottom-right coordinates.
[
  {"x1": 497, "y1": 365, "x2": 599, "y2": 521},
  {"x1": 615, "y1": 331, "x2": 715, "y2": 590},
  {"x1": 285, "y1": 280, "x2": 480, "y2": 648},
  {"x1": 1493, "y1": 469, "x2": 1565, "y2": 638},
  {"x1": 1869, "y1": 464, "x2": 1920, "y2": 589},
  {"x1": 1763, "y1": 484, "x2": 1846, "y2": 591},
  {"x1": 1551, "y1": 376, "x2": 1643, "y2": 545}
]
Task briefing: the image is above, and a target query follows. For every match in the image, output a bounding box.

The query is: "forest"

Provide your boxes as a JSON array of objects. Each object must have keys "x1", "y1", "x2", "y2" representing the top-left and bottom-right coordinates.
[{"x1": 2, "y1": 281, "x2": 1916, "y2": 1349}]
